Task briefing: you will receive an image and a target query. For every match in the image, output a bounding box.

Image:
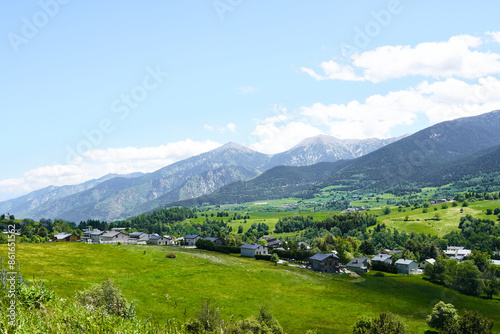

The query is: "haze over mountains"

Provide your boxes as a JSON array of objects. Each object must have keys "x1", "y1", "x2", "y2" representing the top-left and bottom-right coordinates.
[{"x1": 0, "y1": 135, "x2": 398, "y2": 222}]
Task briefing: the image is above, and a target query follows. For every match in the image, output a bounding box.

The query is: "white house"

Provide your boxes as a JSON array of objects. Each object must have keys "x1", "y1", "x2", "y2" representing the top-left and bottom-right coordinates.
[
  {"x1": 420, "y1": 258, "x2": 436, "y2": 269},
  {"x1": 445, "y1": 246, "x2": 471, "y2": 262},
  {"x1": 100, "y1": 231, "x2": 129, "y2": 244},
  {"x1": 240, "y1": 243, "x2": 268, "y2": 258},
  {"x1": 128, "y1": 232, "x2": 149, "y2": 244}
]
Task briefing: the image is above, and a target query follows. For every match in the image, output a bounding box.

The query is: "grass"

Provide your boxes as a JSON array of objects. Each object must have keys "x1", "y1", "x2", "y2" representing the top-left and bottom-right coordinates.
[{"x1": 3, "y1": 243, "x2": 499, "y2": 333}]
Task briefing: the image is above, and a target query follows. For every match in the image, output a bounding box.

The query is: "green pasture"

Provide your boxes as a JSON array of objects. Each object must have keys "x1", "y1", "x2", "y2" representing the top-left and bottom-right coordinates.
[{"x1": 3, "y1": 243, "x2": 499, "y2": 333}]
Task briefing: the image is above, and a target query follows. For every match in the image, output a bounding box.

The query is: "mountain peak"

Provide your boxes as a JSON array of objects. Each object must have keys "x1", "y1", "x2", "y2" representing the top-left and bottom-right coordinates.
[
  {"x1": 217, "y1": 142, "x2": 255, "y2": 152},
  {"x1": 292, "y1": 134, "x2": 340, "y2": 148}
]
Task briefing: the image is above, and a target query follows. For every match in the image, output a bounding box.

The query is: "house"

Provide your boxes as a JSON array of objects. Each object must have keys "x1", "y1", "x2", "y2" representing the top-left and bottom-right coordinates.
[
  {"x1": 261, "y1": 236, "x2": 283, "y2": 248},
  {"x1": 309, "y1": 253, "x2": 340, "y2": 273},
  {"x1": 491, "y1": 260, "x2": 500, "y2": 266},
  {"x1": 298, "y1": 242, "x2": 311, "y2": 250},
  {"x1": 240, "y1": 243, "x2": 268, "y2": 258},
  {"x1": 89, "y1": 229, "x2": 104, "y2": 243},
  {"x1": 445, "y1": 246, "x2": 471, "y2": 262},
  {"x1": 128, "y1": 232, "x2": 149, "y2": 244},
  {"x1": 203, "y1": 237, "x2": 222, "y2": 245},
  {"x1": 395, "y1": 259, "x2": 419, "y2": 274},
  {"x1": 100, "y1": 231, "x2": 129, "y2": 244},
  {"x1": 184, "y1": 234, "x2": 201, "y2": 246},
  {"x1": 346, "y1": 256, "x2": 370, "y2": 273},
  {"x1": 371, "y1": 254, "x2": 393, "y2": 265},
  {"x1": 52, "y1": 232, "x2": 79, "y2": 242},
  {"x1": 148, "y1": 234, "x2": 176, "y2": 245},
  {"x1": 420, "y1": 258, "x2": 436, "y2": 269}
]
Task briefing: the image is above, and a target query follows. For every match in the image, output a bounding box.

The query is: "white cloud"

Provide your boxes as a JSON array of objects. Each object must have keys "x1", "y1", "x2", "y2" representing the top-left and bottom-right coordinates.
[
  {"x1": 226, "y1": 122, "x2": 236, "y2": 133},
  {"x1": 301, "y1": 76, "x2": 500, "y2": 139},
  {"x1": 249, "y1": 114, "x2": 323, "y2": 154},
  {"x1": 0, "y1": 139, "x2": 221, "y2": 200},
  {"x1": 486, "y1": 31, "x2": 500, "y2": 44},
  {"x1": 303, "y1": 34, "x2": 500, "y2": 82},
  {"x1": 236, "y1": 86, "x2": 261, "y2": 94},
  {"x1": 204, "y1": 123, "x2": 237, "y2": 133}
]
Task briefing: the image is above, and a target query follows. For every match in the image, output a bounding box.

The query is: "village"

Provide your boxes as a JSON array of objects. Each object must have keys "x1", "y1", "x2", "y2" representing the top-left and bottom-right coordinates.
[{"x1": 50, "y1": 229, "x2": 499, "y2": 276}]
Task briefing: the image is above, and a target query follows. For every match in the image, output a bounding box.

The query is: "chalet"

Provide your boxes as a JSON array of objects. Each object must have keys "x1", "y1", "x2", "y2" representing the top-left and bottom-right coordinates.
[
  {"x1": 420, "y1": 258, "x2": 436, "y2": 269},
  {"x1": 261, "y1": 236, "x2": 283, "y2": 248},
  {"x1": 346, "y1": 256, "x2": 370, "y2": 273},
  {"x1": 184, "y1": 234, "x2": 201, "y2": 246},
  {"x1": 309, "y1": 253, "x2": 340, "y2": 273},
  {"x1": 395, "y1": 259, "x2": 418, "y2": 275},
  {"x1": 203, "y1": 237, "x2": 222, "y2": 245},
  {"x1": 128, "y1": 232, "x2": 149, "y2": 244},
  {"x1": 240, "y1": 243, "x2": 268, "y2": 258},
  {"x1": 100, "y1": 231, "x2": 129, "y2": 244},
  {"x1": 52, "y1": 233, "x2": 79, "y2": 242},
  {"x1": 445, "y1": 246, "x2": 471, "y2": 262},
  {"x1": 89, "y1": 229, "x2": 104, "y2": 243},
  {"x1": 371, "y1": 254, "x2": 393, "y2": 265},
  {"x1": 148, "y1": 234, "x2": 176, "y2": 246}
]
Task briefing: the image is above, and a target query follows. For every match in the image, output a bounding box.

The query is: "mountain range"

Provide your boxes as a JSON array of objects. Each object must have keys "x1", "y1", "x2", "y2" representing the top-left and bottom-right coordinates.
[
  {"x1": 0, "y1": 135, "x2": 399, "y2": 222},
  {"x1": 170, "y1": 110, "x2": 500, "y2": 207}
]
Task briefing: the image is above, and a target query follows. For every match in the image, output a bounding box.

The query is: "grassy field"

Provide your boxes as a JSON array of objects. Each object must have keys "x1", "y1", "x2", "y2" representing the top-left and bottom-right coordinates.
[
  {"x1": 3, "y1": 243, "x2": 499, "y2": 333},
  {"x1": 375, "y1": 199, "x2": 500, "y2": 237}
]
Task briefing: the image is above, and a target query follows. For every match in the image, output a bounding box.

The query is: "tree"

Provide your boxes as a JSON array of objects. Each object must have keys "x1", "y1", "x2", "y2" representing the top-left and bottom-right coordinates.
[
  {"x1": 383, "y1": 207, "x2": 391, "y2": 215},
  {"x1": 353, "y1": 312, "x2": 407, "y2": 334},
  {"x1": 257, "y1": 239, "x2": 268, "y2": 246},
  {"x1": 424, "y1": 257, "x2": 448, "y2": 284},
  {"x1": 469, "y1": 250, "x2": 489, "y2": 272},
  {"x1": 426, "y1": 301, "x2": 458, "y2": 331},
  {"x1": 453, "y1": 261, "x2": 483, "y2": 296},
  {"x1": 359, "y1": 240, "x2": 376, "y2": 255},
  {"x1": 270, "y1": 253, "x2": 279, "y2": 266},
  {"x1": 482, "y1": 264, "x2": 500, "y2": 299},
  {"x1": 452, "y1": 309, "x2": 494, "y2": 334}
]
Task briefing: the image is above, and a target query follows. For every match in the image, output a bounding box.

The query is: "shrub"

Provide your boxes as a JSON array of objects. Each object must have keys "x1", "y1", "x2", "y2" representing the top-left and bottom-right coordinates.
[
  {"x1": 165, "y1": 252, "x2": 177, "y2": 258},
  {"x1": 76, "y1": 278, "x2": 136, "y2": 318},
  {"x1": 353, "y1": 312, "x2": 406, "y2": 334},
  {"x1": 20, "y1": 280, "x2": 55, "y2": 308},
  {"x1": 426, "y1": 301, "x2": 458, "y2": 331}
]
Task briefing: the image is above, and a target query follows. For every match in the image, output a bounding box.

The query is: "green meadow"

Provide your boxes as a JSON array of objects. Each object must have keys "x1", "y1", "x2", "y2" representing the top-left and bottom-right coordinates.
[{"x1": 4, "y1": 243, "x2": 499, "y2": 333}]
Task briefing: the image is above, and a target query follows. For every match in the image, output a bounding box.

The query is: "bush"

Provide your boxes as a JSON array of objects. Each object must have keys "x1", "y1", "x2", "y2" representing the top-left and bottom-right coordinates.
[
  {"x1": 426, "y1": 301, "x2": 458, "y2": 331},
  {"x1": 255, "y1": 254, "x2": 272, "y2": 261},
  {"x1": 353, "y1": 312, "x2": 406, "y2": 334},
  {"x1": 20, "y1": 280, "x2": 55, "y2": 308},
  {"x1": 165, "y1": 252, "x2": 176, "y2": 258},
  {"x1": 76, "y1": 278, "x2": 136, "y2": 318},
  {"x1": 371, "y1": 261, "x2": 398, "y2": 274}
]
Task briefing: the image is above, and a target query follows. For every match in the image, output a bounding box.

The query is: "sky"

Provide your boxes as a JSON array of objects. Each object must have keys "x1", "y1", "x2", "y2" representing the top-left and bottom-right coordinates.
[{"x1": 1, "y1": 0, "x2": 500, "y2": 201}]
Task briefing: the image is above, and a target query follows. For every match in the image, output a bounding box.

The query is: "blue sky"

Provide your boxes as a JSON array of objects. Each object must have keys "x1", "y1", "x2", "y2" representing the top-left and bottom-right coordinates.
[{"x1": 1, "y1": 0, "x2": 500, "y2": 201}]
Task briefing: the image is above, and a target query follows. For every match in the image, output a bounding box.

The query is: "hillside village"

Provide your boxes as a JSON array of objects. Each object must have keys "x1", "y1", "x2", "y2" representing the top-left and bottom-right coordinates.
[{"x1": 47, "y1": 228, "x2": 499, "y2": 277}]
